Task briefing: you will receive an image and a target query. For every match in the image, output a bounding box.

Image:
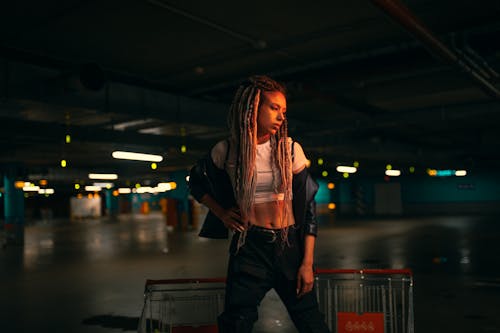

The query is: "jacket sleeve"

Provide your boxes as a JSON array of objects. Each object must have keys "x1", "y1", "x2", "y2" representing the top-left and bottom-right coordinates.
[
  {"x1": 188, "y1": 154, "x2": 215, "y2": 203},
  {"x1": 292, "y1": 167, "x2": 319, "y2": 237},
  {"x1": 303, "y1": 172, "x2": 319, "y2": 236}
]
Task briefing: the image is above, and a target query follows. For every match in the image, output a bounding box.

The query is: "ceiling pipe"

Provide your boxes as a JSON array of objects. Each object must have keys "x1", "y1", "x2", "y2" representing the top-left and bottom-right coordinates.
[
  {"x1": 147, "y1": 0, "x2": 267, "y2": 50},
  {"x1": 370, "y1": 0, "x2": 500, "y2": 99}
]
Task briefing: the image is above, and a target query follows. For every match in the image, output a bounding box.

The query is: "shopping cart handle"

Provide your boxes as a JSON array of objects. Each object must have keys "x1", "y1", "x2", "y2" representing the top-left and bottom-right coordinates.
[
  {"x1": 314, "y1": 268, "x2": 413, "y2": 276},
  {"x1": 145, "y1": 277, "x2": 227, "y2": 287}
]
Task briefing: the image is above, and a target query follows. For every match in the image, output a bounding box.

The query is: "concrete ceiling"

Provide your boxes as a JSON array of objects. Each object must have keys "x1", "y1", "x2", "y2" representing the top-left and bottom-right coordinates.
[{"x1": 1, "y1": 0, "x2": 500, "y2": 187}]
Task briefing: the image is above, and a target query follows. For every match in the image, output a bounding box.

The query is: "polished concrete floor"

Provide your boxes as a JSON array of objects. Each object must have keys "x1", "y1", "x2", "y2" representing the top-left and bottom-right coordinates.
[{"x1": 1, "y1": 212, "x2": 499, "y2": 332}]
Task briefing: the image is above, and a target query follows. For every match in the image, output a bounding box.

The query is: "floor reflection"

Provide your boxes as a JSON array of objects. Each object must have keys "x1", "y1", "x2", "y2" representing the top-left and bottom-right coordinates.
[{"x1": 0, "y1": 212, "x2": 499, "y2": 332}]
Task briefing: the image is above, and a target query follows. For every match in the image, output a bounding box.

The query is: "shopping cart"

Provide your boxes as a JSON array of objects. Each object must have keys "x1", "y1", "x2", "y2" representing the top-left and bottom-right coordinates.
[
  {"x1": 314, "y1": 269, "x2": 414, "y2": 333},
  {"x1": 138, "y1": 269, "x2": 414, "y2": 333},
  {"x1": 138, "y1": 278, "x2": 226, "y2": 333}
]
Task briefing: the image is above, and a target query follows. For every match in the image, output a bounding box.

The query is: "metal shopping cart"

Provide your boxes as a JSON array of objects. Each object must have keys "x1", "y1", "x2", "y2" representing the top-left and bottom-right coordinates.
[
  {"x1": 314, "y1": 269, "x2": 414, "y2": 333},
  {"x1": 138, "y1": 269, "x2": 414, "y2": 333},
  {"x1": 138, "y1": 278, "x2": 226, "y2": 333}
]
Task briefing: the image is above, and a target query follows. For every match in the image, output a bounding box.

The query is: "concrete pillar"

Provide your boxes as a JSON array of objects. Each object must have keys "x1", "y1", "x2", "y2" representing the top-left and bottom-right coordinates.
[
  {"x1": 4, "y1": 173, "x2": 25, "y2": 245},
  {"x1": 105, "y1": 189, "x2": 119, "y2": 219}
]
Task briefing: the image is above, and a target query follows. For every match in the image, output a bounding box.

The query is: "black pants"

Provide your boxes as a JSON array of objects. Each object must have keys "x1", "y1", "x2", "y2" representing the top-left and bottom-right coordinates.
[{"x1": 218, "y1": 226, "x2": 331, "y2": 333}]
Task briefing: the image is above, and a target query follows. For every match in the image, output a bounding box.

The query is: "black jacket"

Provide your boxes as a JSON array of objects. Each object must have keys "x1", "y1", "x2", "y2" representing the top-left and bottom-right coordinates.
[{"x1": 189, "y1": 152, "x2": 319, "y2": 240}]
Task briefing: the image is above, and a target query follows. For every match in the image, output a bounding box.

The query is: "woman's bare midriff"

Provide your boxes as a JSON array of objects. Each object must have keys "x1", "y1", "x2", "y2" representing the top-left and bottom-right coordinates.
[{"x1": 248, "y1": 200, "x2": 295, "y2": 229}]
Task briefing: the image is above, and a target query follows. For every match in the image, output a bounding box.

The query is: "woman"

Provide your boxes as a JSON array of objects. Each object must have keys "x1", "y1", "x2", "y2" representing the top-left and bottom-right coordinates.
[{"x1": 189, "y1": 75, "x2": 330, "y2": 333}]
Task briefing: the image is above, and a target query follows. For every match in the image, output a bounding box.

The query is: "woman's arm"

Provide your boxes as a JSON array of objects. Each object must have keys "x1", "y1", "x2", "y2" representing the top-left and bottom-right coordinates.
[
  {"x1": 200, "y1": 194, "x2": 245, "y2": 232},
  {"x1": 296, "y1": 234, "x2": 316, "y2": 297}
]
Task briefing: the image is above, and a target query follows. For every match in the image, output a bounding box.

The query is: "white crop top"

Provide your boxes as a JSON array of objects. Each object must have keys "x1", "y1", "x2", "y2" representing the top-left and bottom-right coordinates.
[{"x1": 211, "y1": 138, "x2": 308, "y2": 204}]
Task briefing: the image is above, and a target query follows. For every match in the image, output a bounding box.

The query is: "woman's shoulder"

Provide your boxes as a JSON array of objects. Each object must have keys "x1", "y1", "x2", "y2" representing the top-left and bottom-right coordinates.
[{"x1": 210, "y1": 139, "x2": 230, "y2": 169}]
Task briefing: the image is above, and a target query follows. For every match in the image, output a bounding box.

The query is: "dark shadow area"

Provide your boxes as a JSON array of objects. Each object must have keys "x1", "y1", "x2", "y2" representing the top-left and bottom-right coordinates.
[{"x1": 82, "y1": 315, "x2": 139, "y2": 331}]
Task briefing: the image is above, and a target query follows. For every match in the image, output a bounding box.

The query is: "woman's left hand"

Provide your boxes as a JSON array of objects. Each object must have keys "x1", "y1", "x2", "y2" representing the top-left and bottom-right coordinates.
[{"x1": 296, "y1": 263, "x2": 314, "y2": 298}]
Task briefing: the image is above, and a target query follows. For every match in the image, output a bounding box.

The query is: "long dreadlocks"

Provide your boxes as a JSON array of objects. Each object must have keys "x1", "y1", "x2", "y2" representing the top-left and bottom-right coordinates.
[{"x1": 227, "y1": 75, "x2": 293, "y2": 249}]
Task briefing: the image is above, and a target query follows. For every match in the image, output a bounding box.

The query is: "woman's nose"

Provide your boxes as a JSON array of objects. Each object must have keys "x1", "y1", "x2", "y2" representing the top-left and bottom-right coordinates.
[{"x1": 277, "y1": 111, "x2": 284, "y2": 120}]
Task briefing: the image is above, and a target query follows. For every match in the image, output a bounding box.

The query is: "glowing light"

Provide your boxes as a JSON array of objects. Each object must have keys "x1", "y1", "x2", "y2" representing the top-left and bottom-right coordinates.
[
  {"x1": 318, "y1": 158, "x2": 324, "y2": 166},
  {"x1": 74, "y1": 184, "x2": 81, "y2": 190},
  {"x1": 327, "y1": 182, "x2": 335, "y2": 190},
  {"x1": 353, "y1": 161, "x2": 360, "y2": 168},
  {"x1": 157, "y1": 183, "x2": 172, "y2": 191},
  {"x1": 61, "y1": 159, "x2": 67, "y2": 168},
  {"x1": 65, "y1": 134, "x2": 71, "y2": 144},
  {"x1": 181, "y1": 145, "x2": 187, "y2": 153},
  {"x1": 328, "y1": 203, "x2": 336, "y2": 210},
  {"x1": 77, "y1": 193, "x2": 83, "y2": 199},
  {"x1": 185, "y1": 176, "x2": 190, "y2": 182},
  {"x1": 118, "y1": 188, "x2": 131, "y2": 194},
  {"x1": 336, "y1": 166, "x2": 357, "y2": 173},
  {"x1": 427, "y1": 169, "x2": 437, "y2": 176},
  {"x1": 23, "y1": 185, "x2": 40, "y2": 192},
  {"x1": 151, "y1": 163, "x2": 157, "y2": 170},
  {"x1": 93, "y1": 182, "x2": 114, "y2": 188},
  {"x1": 385, "y1": 169, "x2": 401, "y2": 177},
  {"x1": 343, "y1": 172, "x2": 349, "y2": 178},
  {"x1": 386, "y1": 164, "x2": 392, "y2": 170},
  {"x1": 455, "y1": 170, "x2": 467, "y2": 176},
  {"x1": 88, "y1": 173, "x2": 118, "y2": 180},
  {"x1": 38, "y1": 188, "x2": 55, "y2": 194},
  {"x1": 321, "y1": 170, "x2": 328, "y2": 177},
  {"x1": 112, "y1": 151, "x2": 163, "y2": 162},
  {"x1": 39, "y1": 179, "x2": 48, "y2": 186},
  {"x1": 85, "y1": 186, "x2": 102, "y2": 192},
  {"x1": 14, "y1": 181, "x2": 25, "y2": 189},
  {"x1": 137, "y1": 186, "x2": 154, "y2": 193},
  {"x1": 87, "y1": 193, "x2": 93, "y2": 199},
  {"x1": 156, "y1": 182, "x2": 177, "y2": 192},
  {"x1": 409, "y1": 166, "x2": 415, "y2": 173},
  {"x1": 112, "y1": 190, "x2": 119, "y2": 197},
  {"x1": 135, "y1": 183, "x2": 141, "y2": 189}
]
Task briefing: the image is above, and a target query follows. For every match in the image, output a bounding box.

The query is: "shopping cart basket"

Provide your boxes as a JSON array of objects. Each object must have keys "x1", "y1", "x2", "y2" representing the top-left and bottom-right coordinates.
[
  {"x1": 314, "y1": 269, "x2": 414, "y2": 333},
  {"x1": 138, "y1": 278, "x2": 226, "y2": 333}
]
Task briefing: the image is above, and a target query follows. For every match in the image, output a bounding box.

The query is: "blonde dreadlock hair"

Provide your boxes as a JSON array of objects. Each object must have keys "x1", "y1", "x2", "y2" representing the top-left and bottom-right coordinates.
[{"x1": 227, "y1": 75, "x2": 293, "y2": 250}]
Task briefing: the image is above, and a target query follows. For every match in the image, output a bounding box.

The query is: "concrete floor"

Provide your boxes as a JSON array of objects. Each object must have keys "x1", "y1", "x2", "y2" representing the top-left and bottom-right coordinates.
[{"x1": 1, "y1": 212, "x2": 499, "y2": 332}]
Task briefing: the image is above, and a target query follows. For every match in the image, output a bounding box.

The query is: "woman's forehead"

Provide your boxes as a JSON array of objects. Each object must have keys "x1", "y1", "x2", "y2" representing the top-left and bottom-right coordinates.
[{"x1": 262, "y1": 91, "x2": 287, "y2": 107}]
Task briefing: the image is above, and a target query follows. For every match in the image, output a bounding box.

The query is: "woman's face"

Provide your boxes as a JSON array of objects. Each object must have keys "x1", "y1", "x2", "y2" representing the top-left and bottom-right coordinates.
[{"x1": 256, "y1": 91, "x2": 287, "y2": 140}]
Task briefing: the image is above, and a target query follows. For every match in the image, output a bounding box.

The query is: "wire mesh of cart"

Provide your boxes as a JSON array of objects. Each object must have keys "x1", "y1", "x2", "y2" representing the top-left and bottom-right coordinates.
[
  {"x1": 138, "y1": 278, "x2": 226, "y2": 333},
  {"x1": 314, "y1": 269, "x2": 414, "y2": 333}
]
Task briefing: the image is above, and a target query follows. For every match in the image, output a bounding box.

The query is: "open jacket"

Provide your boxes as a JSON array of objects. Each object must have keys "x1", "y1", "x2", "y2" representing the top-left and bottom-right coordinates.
[{"x1": 188, "y1": 151, "x2": 319, "y2": 242}]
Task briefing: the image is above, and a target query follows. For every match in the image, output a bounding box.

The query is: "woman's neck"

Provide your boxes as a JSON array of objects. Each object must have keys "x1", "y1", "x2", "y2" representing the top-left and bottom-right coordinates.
[{"x1": 257, "y1": 134, "x2": 270, "y2": 144}]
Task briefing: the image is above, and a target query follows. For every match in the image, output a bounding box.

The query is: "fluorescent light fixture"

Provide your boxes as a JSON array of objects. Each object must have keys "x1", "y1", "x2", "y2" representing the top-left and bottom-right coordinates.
[
  {"x1": 112, "y1": 151, "x2": 163, "y2": 162},
  {"x1": 85, "y1": 186, "x2": 102, "y2": 192},
  {"x1": 157, "y1": 183, "x2": 172, "y2": 191},
  {"x1": 136, "y1": 186, "x2": 155, "y2": 193},
  {"x1": 336, "y1": 166, "x2": 357, "y2": 173},
  {"x1": 88, "y1": 173, "x2": 118, "y2": 180},
  {"x1": 118, "y1": 188, "x2": 132, "y2": 194},
  {"x1": 23, "y1": 185, "x2": 40, "y2": 192},
  {"x1": 93, "y1": 182, "x2": 114, "y2": 188},
  {"x1": 39, "y1": 188, "x2": 55, "y2": 194},
  {"x1": 385, "y1": 169, "x2": 401, "y2": 177},
  {"x1": 455, "y1": 170, "x2": 467, "y2": 176}
]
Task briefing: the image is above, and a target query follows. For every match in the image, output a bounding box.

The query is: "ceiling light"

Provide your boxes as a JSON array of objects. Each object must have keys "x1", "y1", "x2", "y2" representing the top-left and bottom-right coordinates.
[
  {"x1": 88, "y1": 173, "x2": 118, "y2": 180},
  {"x1": 118, "y1": 188, "x2": 131, "y2": 194},
  {"x1": 93, "y1": 182, "x2": 114, "y2": 188},
  {"x1": 455, "y1": 170, "x2": 467, "y2": 176},
  {"x1": 112, "y1": 151, "x2": 163, "y2": 162},
  {"x1": 85, "y1": 186, "x2": 102, "y2": 192},
  {"x1": 385, "y1": 169, "x2": 401, "y2": 176},
  {"x1": 336, "y1": 166, "x2": 357, "y2": 173},
  {"x1": 23, "y1": 185, "x2": 40, "y2": 192}
]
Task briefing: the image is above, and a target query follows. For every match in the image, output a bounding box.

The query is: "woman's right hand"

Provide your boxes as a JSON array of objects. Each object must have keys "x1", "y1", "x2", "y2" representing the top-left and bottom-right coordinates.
[{"x1": 219, "y1": 207, "x2": 246, "y2": 232}]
